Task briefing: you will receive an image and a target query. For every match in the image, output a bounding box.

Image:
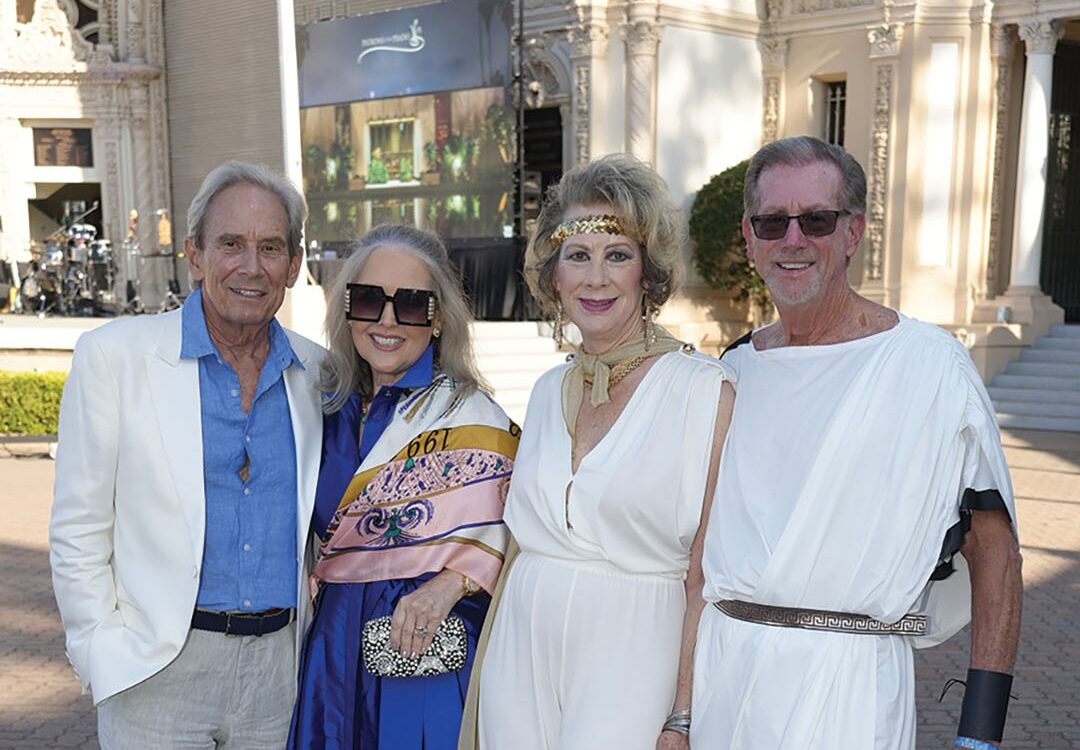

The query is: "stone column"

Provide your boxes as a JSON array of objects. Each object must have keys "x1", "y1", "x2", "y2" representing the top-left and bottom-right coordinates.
[
  {"x1": 623, "y1": 0, "x2": 660, "y2": 164},
  {"x1": 863, "y1": 20, "x2": 902, "y2": 294},
  {"x1": 759, "y1": 37, "x2": 786, "y2": 145},
  {"x1": 567, "y1": 6, "x2": 608, "y2": 166},
  {"x1": 126, "y1": 0, "x2": 146, "y2": 63},
  {"x1": 1008, "y1": 18, "x2": 1061, "y2": 290},
  {"x1": 758, "y1": 0, "x2": 786, "y2": 145},
  {"x1": 984, "y1": 24, "x2": 1017, "y2": 297},
  {"x1": 989, "y1": 18, "x2": 1064, "y2": 343}
]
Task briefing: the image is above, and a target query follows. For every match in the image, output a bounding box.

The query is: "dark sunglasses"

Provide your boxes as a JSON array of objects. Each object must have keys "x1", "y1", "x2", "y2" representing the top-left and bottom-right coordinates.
[
  {"x1": 749, "y1": 210, "x2": 849, "y2": 240},
  {"x1": 344, "y1": 283, "x2": 436, "y2": 327}
]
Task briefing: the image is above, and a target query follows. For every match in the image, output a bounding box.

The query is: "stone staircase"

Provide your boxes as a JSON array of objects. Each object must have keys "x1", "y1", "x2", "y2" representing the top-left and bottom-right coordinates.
[
  {"x1": 988, "y1": 324, "x2": 1080, "y2": 433},
  {"x1": 0, "y1": 314, "x2": 564, "y2": 426},
  {"x1": 471, "y1": 321, "x2": 566, "y2": 425}
]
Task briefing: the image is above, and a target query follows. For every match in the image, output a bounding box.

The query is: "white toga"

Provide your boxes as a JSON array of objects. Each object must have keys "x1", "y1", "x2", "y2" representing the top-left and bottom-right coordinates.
[{"x1": 694, "y1": 314, "x2": 1016, "y2": 749}]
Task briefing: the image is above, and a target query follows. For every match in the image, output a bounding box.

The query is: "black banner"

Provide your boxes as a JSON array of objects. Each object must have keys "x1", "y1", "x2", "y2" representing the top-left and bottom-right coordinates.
[{"x1": 297, "y1": 0, "x2": 512, "y2": 108}]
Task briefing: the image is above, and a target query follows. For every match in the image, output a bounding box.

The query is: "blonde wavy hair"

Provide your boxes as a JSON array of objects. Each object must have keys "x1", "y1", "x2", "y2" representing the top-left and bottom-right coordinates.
[
  {"x1": 525, "y1": 152, "x2": 686, "y2": 314},
  {"x1": 319, "y1": 224, "x2": 487, "y2": 414}
]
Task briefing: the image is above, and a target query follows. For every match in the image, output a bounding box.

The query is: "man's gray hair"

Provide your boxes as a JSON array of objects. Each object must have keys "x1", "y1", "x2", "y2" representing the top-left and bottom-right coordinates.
[
  {"x1": 743, "y1": 136, "x2": 867, "y2": 218},
  {"x1": 186, "y1": 161, "x2": 307, "y2": 257}
]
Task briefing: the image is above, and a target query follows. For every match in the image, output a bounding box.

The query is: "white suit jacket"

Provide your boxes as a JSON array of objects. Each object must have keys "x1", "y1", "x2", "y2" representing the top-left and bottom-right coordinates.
[{"x1": 49, "y1": 308, "x2": 324, "y2": 705}]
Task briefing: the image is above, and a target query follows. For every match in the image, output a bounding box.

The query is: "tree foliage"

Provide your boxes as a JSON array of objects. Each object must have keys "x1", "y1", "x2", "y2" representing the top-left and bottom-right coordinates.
[{"x1": 689, "y1": 159, "x2": 771, "y2": 310}]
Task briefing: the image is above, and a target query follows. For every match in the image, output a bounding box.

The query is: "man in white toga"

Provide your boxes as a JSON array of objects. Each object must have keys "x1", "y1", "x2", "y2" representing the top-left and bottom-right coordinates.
[{"x1": 692, "y1": 136, "x2": 1022, "y2": 750}]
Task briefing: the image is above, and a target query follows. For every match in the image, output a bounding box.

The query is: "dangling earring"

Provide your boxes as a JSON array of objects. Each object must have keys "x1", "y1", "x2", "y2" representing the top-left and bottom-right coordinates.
[
  {"x1": 553, "y1": 302, "x2": 564, "y2": 348},
  {"x1": 432, "y1": 326, "x2": 442, "y2": 339},
  {"x1": 642, "y1": 297, "x2": 656, "y2": 350}
]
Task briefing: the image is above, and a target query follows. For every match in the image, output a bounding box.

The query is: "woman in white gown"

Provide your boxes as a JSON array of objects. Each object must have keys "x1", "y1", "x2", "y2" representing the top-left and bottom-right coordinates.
[{"x1": 470, "y1": 154, "x2": 735, "y2": 750}]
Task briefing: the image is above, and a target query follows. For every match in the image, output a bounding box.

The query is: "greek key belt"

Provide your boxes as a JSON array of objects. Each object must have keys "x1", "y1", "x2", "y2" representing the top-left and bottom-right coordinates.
[{"x1": 714, "y1": 599, "x2": 928, "y2": 636}]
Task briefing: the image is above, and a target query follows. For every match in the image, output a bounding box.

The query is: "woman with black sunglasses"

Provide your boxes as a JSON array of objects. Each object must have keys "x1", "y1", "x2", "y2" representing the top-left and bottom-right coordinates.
[{"x1": 288, "y1": 224, "x2": 519, "y2": 750}]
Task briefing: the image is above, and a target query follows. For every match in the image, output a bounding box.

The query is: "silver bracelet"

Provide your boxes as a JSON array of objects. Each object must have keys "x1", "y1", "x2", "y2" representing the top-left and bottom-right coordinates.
[{"x1": 662, "y1": 709, "x2": 691, "y2": 736}]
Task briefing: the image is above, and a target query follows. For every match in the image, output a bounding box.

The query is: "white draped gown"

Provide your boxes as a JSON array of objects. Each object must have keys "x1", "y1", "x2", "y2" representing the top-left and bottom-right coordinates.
[
  {"x1": 478, "y1": 349, "x2": 730, "y2": 749},
  {"x1": 694, "y1": 315, "x2": 1016, "y2": 749}
]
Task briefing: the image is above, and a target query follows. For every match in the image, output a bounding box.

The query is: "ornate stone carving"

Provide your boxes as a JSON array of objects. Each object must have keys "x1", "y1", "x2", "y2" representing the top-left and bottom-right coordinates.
[
  {"x1": 759, "y1": 37, "x2": 787, "y2": 71},
  {"x1": 986, "y1": 25, "x2": 1016, "y2": 295},
  {"x1": 102, "y1": 138, "x2": 122, "y2": 246},
  {"x1": 1018, "y1": 18, "x2": 1062, "y2": 55},
  {"x1": 145, "y1": 0, "x2": 164, "y2": 66},
  {"x1": 991, "y1": 22, "x2": 1017, "y2": 59},
  {"x1": 574, "y1": 64, "x2": 590, "y2": 164},
  {"x1": 624, "y1": 20, "x2": 661, "y2": 57},
  {"x1": 567, "y1": 22, "x2": 608, "y2": 60},
  {"x1": 519, "y1": 33, "x2": 568, "y2": 110},
  {"x1": 127, "y1": 0, "x2": 146, "y2": 62},
  {"x1": 5, "y1": 0, "x2": 113, "y2": 66},
  {"x1": 762, "y1": 75, "x2": 781, "y2": 144},
  {"x1": 868, "y1": 22, "x2": 903, "y2": 59},
  {"x1": 567, "y1": 8, "x2": 607, "y2": 167},
  {"x1": 791, "y1": 0, "x2": 874, "y2": 12},
  {"x1": 865, "y1": 63, "x2": 894, "y2": 281}
]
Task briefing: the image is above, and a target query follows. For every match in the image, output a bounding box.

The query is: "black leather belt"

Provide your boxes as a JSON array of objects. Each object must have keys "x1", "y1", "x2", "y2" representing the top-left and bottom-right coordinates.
[{"x1": 191, "y1": 607, "x2": 294, "y2": 637}]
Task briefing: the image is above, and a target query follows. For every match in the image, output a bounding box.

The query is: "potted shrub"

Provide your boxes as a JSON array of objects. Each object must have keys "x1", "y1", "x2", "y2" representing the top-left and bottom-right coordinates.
[{"x1": 689, "y1": 159, "x2": 772, "y2": 317}]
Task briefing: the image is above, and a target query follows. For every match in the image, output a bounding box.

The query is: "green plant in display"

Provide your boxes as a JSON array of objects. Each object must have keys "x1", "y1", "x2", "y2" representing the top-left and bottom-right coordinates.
[
  {"x1": 399, "y1": 155, "x2": 414, "y2": 181},
  {"x1": 442, "y1": 135, "x2": 468, "y2": 182},
  {"x1": 689, "y1": 159, "x2": 771, "y2": 310},
  {"x1": 423, "y1": 141, "x2": 439, "y2": 171},
  {"x1": 0, "y1": 371, "x2": 65, "y2": 435},
  {"x1": 324, "y1": 156, "x2": 339, "y2": 189},
  {"x1": 303, "y1": 144, "x2": 326, "y2": 191},
  {"x1": 368, "y1": 157, "x2": 390, "y2": 185},
  {"x1": 484, "y1": 104, "x2": 513, "y2": 162},
  {"x1": 465, "y1": 137, "x2": 479, "y2": 176},
  {"x1": 330, "y1": 141, "x2": 355, "y2": 189}
]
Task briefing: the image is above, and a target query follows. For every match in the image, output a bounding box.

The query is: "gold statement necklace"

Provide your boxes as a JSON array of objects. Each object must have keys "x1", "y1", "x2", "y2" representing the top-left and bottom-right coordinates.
[{"x1": 581, "y1": 354, "x2": 650, "y2": 390}]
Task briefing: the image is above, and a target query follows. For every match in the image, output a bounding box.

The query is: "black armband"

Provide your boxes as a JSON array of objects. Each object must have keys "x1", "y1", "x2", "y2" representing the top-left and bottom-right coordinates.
[{"x1": 957, "y1": 668, "x2": 1013, "y2": 742}]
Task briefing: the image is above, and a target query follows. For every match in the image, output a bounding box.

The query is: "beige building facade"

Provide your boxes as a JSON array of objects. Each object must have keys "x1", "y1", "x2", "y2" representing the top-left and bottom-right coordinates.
[
  {"x1": 0, "y1": 0, "x2": 172, "y2": 303},
  {"x1": 3, "y1": 0, "x2": 1079, "y2": 379}
]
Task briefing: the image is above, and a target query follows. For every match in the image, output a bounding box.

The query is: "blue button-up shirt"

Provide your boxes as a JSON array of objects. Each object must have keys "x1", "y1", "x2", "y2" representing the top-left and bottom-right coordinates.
[{"x1": 181, "y1": 289, "x2": 301, "y2": 612}]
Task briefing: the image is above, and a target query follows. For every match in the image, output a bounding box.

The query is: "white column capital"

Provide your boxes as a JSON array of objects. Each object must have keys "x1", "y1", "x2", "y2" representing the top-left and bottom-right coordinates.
[
  {"x1": 867, "y1": 22, "x2": 903, "y2": 59},
  {"x1": 758, "y1": 36, "x2": 788, "y2": 71},
  {"x1": 990, "y1": 23, "x2": 1018, "y2": 60},
  {"x1": 623, "y1": 20, "x2": 661, "y2": 57},
  {"x1": 567, "y1": 21, "x2": 608, "y2": 60},
  {"x1": 1018, "y1": 18, "x2": 1063, "y2": 55}
]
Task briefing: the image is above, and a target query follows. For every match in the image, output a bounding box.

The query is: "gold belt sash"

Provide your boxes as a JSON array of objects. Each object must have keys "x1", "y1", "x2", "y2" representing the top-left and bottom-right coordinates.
[{"x1": 714, "y1": 599, "x2": 928, "y2": 636}]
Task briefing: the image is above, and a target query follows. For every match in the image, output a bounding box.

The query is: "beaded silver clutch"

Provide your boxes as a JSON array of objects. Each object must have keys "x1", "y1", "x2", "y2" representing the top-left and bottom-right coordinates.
[{"x1": 361, "y1": 614, "x2": 467, "y2": 677}]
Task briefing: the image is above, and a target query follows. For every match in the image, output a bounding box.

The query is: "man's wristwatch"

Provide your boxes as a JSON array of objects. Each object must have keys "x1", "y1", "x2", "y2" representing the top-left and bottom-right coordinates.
[{"x1": 461, "y1": 574, "x2": 481, "y2": 596}]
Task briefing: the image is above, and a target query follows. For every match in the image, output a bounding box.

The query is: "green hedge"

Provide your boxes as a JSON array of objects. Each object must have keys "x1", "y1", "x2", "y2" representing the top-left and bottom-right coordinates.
[{"x1": 0, "y1": 371, "x2": 66, "y2": 435}]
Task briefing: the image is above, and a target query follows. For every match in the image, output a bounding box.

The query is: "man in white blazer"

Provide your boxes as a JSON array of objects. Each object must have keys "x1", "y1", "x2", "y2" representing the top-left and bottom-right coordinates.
[{"x1": 50, "y1": 161, "x2": 324, "y2": 748}]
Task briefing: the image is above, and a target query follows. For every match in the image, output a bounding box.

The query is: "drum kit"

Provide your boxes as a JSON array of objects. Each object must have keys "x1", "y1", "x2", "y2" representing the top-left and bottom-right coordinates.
[
  {"x1": 19, "y1": 222, "x2": 118, "y2": 316},
  {"x1": 16, "y1": 205, "x2": 184, "y2": 317}
]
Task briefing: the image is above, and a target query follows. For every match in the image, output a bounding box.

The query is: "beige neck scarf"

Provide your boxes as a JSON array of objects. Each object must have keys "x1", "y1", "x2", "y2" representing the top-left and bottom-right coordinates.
[{"x1": 561, "y1": 324, "x2": 685, "y2": 435}]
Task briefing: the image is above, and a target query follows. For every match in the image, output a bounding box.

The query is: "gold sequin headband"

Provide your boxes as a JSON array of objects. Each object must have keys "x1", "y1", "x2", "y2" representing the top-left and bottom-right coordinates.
[{"x1": 550, "y1": 214, "x2": 627, "y2": 247}]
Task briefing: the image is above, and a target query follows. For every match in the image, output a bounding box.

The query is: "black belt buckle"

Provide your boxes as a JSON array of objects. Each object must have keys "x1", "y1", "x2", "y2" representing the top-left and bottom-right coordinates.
[
  {"x1": 224, "y1": 612, "x2": 242, "y2": 637},
  {"x1": 192, "y1": 607, "x2": 291, "y2": 637}
]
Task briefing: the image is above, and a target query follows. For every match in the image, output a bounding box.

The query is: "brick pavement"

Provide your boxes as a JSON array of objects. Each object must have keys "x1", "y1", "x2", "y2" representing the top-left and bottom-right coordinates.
[{"x1": 1, "y1": 429, "x2": 1078, "y2": 749}]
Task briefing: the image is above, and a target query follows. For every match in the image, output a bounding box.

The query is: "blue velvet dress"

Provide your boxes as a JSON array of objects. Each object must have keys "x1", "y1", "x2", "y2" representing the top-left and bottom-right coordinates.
[{"x1": 288, "y1": 354, "x2": 491, "y2": 749}]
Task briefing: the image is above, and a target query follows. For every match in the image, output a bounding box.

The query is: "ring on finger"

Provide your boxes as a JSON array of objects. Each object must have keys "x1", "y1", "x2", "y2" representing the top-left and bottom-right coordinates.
[{"x1": 415, "y1": 625, "x2": 429, "y2": 636}]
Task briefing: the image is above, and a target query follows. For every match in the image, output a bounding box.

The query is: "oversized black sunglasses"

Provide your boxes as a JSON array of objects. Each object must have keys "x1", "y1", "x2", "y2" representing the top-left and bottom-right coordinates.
[
  {"x1": 749, "y1": 210, "x2": 849, "y2": 240},
  {"x1": 344, "y1": 283, "x2": 436, "y2": 327}
]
